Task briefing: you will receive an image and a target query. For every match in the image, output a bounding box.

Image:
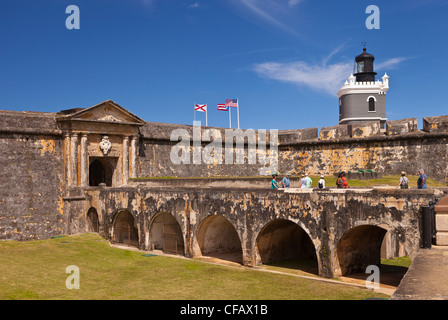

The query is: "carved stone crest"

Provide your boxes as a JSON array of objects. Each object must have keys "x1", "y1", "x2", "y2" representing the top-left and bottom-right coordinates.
[{"x1": 99, "y1": 135, "x2": 112, "y2": 155}]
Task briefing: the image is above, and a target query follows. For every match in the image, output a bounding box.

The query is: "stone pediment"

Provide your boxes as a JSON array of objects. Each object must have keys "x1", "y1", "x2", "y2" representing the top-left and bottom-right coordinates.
[{"x1": 58, "y1": 100, "x2": 146, "y2": 125}]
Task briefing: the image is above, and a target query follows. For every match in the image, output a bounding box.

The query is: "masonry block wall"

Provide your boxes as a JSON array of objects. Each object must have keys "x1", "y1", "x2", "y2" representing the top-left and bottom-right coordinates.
[
  {"x1": 0, "y1": 103, "x2": 447, "y2": 242},
  {"x1": 0, "y1": 111, "x2": 65, "y2": 240},
  {"x1": 137, "y1": 117, "x2": 448, "y2": 183}
]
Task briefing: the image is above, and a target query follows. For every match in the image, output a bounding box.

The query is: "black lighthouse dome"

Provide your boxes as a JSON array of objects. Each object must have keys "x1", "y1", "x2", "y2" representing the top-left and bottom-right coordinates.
[{"x1": 354, "y1": 48, "x2": 377, "y2": 82}]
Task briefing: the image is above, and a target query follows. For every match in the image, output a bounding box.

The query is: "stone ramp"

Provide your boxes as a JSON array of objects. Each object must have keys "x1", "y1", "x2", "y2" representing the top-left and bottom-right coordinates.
[{"x1": 391, "y1": 246, "x2": 448, "y2": 300}]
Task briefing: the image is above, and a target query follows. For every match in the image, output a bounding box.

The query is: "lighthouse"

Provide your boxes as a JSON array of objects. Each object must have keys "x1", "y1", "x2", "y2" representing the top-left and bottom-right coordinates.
[{"x1": 337, "y1": 47, "x2": 389, "y2": 129}]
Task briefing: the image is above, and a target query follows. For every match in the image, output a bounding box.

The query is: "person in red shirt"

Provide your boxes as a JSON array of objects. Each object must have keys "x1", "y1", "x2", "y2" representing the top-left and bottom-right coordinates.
[{"x1": 341, "y1": 172, "x2": 349, "y2": 189}]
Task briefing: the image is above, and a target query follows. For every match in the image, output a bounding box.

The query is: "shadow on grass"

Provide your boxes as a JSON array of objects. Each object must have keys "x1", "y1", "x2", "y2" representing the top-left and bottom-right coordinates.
[{"x1": 262, "y1": 257, "x2": 319, "y2": 277}]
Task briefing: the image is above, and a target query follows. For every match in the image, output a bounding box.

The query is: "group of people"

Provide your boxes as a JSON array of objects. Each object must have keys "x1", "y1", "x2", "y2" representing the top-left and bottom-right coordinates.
[
  {"x1": 271, "y1": 172, "x2": 327, "y2": 189},
  {"x1": 399, "y1": 169, "x2": 427, "y2": 189},
  {"x1": 271, "y1": 169, "x2": 428, "y2": 190}
]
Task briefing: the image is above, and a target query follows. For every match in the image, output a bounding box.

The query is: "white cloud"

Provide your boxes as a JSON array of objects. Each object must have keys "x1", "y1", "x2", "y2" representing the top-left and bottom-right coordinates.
[
  {"x1": 253, "y1": 46, "x2": 410, "y2": 95},
  {"x1": 375, "y1": 57, "x2": 408, "y2": 71},
  {"x1": 288, "y1": 0, "x2": 302, "y2": 7},
  {"x1": 232, "y1": 0, "x2": 302, "y2": 35},
  {"x1": 253, "y1": 60, "x2": 352, "y2": 95}
]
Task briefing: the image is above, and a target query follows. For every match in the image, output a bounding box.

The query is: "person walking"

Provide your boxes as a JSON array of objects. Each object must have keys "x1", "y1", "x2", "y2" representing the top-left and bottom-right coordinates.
[
  {"x1": 282, "y1": 173, "x2": 291, "y2": 188},
  {"x1": 418, "y1": 169, "x2": 427, "y2": 189},
  {"x1": 336, "y1": 173, "x2": 343, "y2": 188},
  {"x1": 271, "y1": 173, "x2": 279, "y2": 189},
  {"x1": 399, "y1": 171, "x2": 409, "y2": 189},
  {"x1": 341, "y1": 172, "x2": 349, "y2": 189},
  {"x1": 318, "y1": 175, "x2": 325, "y2": 189},
  {"x1": 300, "y1": 175, "x2": 307, "y2": 189},
  {"x1": 304, "y1": 174, "x2": 312, "y2": 188}
]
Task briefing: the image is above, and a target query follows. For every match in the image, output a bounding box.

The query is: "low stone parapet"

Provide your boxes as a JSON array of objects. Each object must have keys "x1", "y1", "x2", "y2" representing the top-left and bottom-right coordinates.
[
  {"x1": 423, "y1": 115, "x2": 448, "y2": 133},
  {"x1": 386, "y1": 118, "x2": 418, "y2": 135}
]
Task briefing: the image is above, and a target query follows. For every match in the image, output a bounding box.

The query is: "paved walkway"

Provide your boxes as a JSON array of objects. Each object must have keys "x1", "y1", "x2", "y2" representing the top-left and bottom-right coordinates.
[{"x1": 392, "y1": 246, "x2": 448, "y2": 300}]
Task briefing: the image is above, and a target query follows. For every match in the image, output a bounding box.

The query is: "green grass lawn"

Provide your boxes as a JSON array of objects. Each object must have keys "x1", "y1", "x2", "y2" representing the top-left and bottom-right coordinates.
[{"x1": 0, "y1": 233, "x2": 390, "y2": 300}]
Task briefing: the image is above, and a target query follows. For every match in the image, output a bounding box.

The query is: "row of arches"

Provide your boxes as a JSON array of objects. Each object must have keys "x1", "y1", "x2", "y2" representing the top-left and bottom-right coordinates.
[{"x1": 86, "y1": 208, "x2": 406, "y2": 277}]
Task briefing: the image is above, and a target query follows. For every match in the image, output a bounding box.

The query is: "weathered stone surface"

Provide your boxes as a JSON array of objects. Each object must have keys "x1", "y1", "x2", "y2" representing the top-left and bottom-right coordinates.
[
  {"x1": 278, "y1": 128, "x2": 318, "y2": 144},
  {"x1": 423, "y1": 115, "x2": 448, "y2": 133},
  {"x1": 391, "y1": 247, "x2": 448, "y2": 300},
  {"x1": 349, "y1": 121, "x2": 381, "y2": 138},
  {"x1": 319, "y1": 124, "x2": 349, "y2": 141},
  {"x1": 0, "y1": 132, "x2": 64, "y2": 240},
  {"x1": 1, "y1": 101, "x2": 448, "y2": 249},
  {"x1": 386, "y1": 118, "x2": 418, "y2": 136},
  {"x1": 76, "y1": 185, "x2": 441, "y2": 278},
  {"x1": 435, "y1": 195, "x2": 448, "y2": 245}
]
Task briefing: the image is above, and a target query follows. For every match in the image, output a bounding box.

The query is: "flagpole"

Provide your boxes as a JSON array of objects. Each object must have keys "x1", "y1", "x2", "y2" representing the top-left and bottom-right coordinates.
[
  {"x1": 229, "y1": 105, "x2": 232, "y2": 128},
  {"x1": 237, "y1": 98, "x2": 240, "y2": 129},
  {"x1": 206, "y1": 107, "x2": 208, "y2": 127}
]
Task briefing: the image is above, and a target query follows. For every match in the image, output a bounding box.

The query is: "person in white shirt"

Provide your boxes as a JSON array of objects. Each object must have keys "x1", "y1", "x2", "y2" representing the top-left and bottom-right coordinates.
[
  {"x1": 318, "y1": 175, "x2": 325, "y2": 189},
  {"x1": 300, "y1": 175, "x2": 307, "y2": 188}
]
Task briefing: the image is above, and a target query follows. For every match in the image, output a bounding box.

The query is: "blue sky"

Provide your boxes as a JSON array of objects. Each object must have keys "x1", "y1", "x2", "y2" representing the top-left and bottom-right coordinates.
[{"x1": 1, "y1": 0, "x2": 447, "y2": 130}]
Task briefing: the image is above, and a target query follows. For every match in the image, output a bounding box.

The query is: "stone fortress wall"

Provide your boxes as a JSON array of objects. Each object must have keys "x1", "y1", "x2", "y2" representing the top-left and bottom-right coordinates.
[
  {"x1": 0, "y1": 106, "x2": 447, "y2": 241},
  {"x1": 138, "y1": 115, "x2": 448, "y2": 184}
]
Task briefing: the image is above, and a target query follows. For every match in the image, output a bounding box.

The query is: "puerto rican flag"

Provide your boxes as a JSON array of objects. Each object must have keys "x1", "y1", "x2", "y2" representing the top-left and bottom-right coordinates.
[
  {"x1": 225, "y1": 99, "x2": 238, "y2": 108},
  {"x1": 194, "y1": 104, "x2": 207, "y2": 112},
  {"x1": 217, "y1": 103, "x2": 229, "y2": 111}
]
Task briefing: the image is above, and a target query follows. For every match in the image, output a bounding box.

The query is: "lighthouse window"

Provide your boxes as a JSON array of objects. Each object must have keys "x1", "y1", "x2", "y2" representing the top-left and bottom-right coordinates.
[
  {"x1": 357, "y1": 61, "x2": 364, "y2": 73},
  {"x1": 368, "y1": 97, "x2": 376, "y2": 112}
]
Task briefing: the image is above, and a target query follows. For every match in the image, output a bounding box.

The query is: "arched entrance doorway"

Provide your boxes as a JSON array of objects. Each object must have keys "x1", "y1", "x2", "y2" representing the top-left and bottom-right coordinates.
[
  {"x1": 196, "y1": 215, "x2": 243, "y2": 265},
  {"x1": 256, "y1": 219, "x2": 318, "y2": 274},
  {"x1": 337, "y1": 225, "x2": 409, "y2": 288},
  {"x1": 150, "y1": 212, "x2": 184, "y2": 255},
  {"x1": 89, "y1": 158, "x2": 114, "y2": 186},
  {"x1": 112, "y1": 209, "x2": 139, "y2": 248},
  {"x1": 337, "y1": 225, "x2": 387, "y2": 275},
  {"x1": 87, "y1": 207, "x2": 99, "y2": 233}
]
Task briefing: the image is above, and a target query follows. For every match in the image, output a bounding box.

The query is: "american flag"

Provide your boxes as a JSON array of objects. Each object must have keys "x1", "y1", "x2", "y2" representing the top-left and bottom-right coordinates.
[
  {"x1": 225, "y1": 99, "x2": 238, "y2": 108},
  {"x1": 194, "y1": 104, "x2": 207, "y2": 112},
  {"x1": 217, "y1": 103, "x2": 229, "y2": 111}
]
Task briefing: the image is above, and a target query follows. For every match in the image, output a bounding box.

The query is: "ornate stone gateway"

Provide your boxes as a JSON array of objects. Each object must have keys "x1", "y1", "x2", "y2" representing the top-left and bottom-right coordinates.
[{"x1": 57, "y1": 100, "x2": 145, "y2": 187}]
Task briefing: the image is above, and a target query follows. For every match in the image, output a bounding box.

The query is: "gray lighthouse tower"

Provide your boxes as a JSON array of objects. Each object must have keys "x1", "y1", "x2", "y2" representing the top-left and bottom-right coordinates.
[{"x1": 337, "y1": 48, "x2": 389, "y2": 128}]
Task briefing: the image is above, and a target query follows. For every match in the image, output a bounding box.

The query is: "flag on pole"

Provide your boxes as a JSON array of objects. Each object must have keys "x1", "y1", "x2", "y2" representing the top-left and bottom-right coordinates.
[
  {"x1": 225, "y1": 99, "x2": 238, "y2": 108},
  {"x1": 217, "y1": 103, "x2": 229, "y2": 111},
  {"x1": 194, "y1": 104, "x2": 207, "y2": 112}
]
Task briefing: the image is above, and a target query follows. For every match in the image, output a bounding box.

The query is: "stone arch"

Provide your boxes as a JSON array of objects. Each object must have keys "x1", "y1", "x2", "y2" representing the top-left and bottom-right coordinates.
[
  {"x1": 111, "y1": 209, "x2": 139, "y2": 248},
  {"x1": 195, "y1": 215, "x2": 243, "y2": 265},
  {"x1": 336, "y1": 224, "x2": 387, "y2": 276},
  {"x1": 86, "y1": 207, "x2": 99, "y2": 233},
  {"x1": 255, "y1": 219, "x2": 318, "y2": 274},
  {"x1": 149, "y1": 212, "x2": 184, "y2": 255}
]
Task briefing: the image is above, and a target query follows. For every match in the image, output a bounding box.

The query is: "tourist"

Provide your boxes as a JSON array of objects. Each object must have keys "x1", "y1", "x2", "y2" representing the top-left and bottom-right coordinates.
[
  {"x1": 418, "y1": 169, "x2": 427, "y2": 189},
  {"x1": 282, "y1": 173, "x2": 291, "y2": 188},
  {"x1": 341, "y1": 172, "x2": 349, "y2": 189},
  {"x1": 318, "y1": 175, "x2": 325, "y2": 189},
  {"x1": 305, "y1": 174, "x2": 312, "y2": 188},
  {"x1": 271, "y1": 173, "x2": 279, "y2": 189},
  {"x1": 336, "y1": 173, "x2": 343, "y2": 188},
  {"x1": 300, "y1": 175, "x2": 307, "y2": 189},
  {"x1": 399, "y1": 171, "x2": 409, "y2": 189}
]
